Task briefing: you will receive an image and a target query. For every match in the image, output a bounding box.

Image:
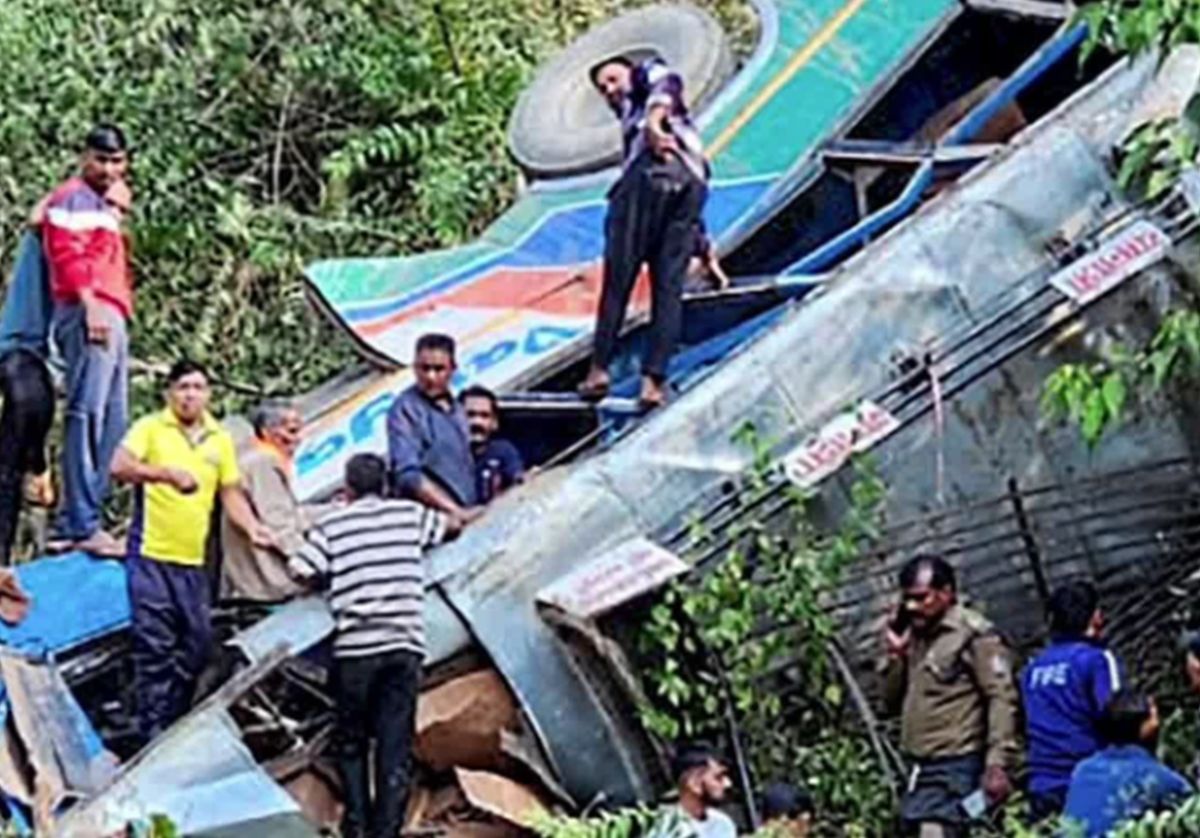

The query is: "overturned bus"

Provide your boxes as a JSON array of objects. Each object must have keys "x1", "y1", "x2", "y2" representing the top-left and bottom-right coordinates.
[{"x1": 9, "y1": 0, "x2": 1200, "y2": 833}]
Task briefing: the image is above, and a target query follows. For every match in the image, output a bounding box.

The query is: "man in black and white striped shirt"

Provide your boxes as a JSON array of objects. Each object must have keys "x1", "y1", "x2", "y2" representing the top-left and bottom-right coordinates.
[{"x1": 290, "y1": 452, "x2": 456, "y2": 838}]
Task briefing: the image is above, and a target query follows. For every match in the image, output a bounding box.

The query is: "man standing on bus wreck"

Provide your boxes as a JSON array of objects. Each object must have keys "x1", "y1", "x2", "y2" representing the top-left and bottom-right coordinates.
[{"x1": 578, "y1": 54, "x2": 709, "y2": 410}]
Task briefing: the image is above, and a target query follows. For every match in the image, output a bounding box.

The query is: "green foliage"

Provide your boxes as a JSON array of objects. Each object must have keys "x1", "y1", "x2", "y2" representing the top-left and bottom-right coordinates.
[
  {"x1": 127, "y1": 815, "x2": 180, "y2": 838},
  {"x1": 527, "y1": 806, "x2": 678, "y2": 838},
  {"x1": 1110, "y1": 793, "x2": 1200, "y2": 836},
  {"x1": 1054, "y1": 5, "x2": 1200, "y2": 449},
  {"x1": 1117, "y1": 118, "x2": 1200, "y2": 200},
  {"x1": 1042, "y1": 310, "x2": 1200, "y2": 446},
  {"x1": 1042, "y1": 363, "x2": 1131, "y2": 447},
  {"x1": 1159, "y1": 705, "x2": 1200, "y2": 780},
  {"x1": 637, "y1": 432, "x2": 891, "y2": 835},
  {"x1": 0, "y1": 0, "x2": 753, "y2": 422},
  {"x1": 1079, "y1": 0, "x2": 1200, "y2": 63}
]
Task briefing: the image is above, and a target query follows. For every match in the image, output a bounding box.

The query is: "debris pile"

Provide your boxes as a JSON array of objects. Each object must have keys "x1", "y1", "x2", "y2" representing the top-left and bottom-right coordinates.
[{"x1": 404, "y1": 669, "x2": 559, "y2": 836}]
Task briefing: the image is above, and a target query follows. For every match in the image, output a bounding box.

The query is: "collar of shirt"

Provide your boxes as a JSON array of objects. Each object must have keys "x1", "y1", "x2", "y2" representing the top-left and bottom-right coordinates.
[
  {"x1": 416, "y1": 387, "x2": 456, "y2": 413},
  {"x1": 253, "y1": 437, "x2": 292, "y2": 465},
  {"x1": 159, "y1": 408, "x2": 221, "y2": 443},
  {"x1": 1049, "y1": 633, "x2": 1106, "y2": 648},
  {"x1": 925, "y1": 604, "x2": 968, "y2": 638},
  {"x1": 1098, "y1": 745, "x2": 1156, "y2": 763},
  {"x1": 252, "y1": 437, "x2": 295, "y2": 482}
]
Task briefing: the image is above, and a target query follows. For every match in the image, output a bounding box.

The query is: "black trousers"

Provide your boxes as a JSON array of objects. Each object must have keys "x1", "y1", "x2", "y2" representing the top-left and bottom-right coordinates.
[
  {"x1": 333, "y1": 648, "x2": 422, "y2": 838},
  {"x1": 0, "y1": 350, "x2": 54, "y2": 565},
  {"x1": 128, "y1": 551, "x2": 213, "y2": 745},
  {"x1": 593, "y1": 153, "x2": 706, "y2": 381}
]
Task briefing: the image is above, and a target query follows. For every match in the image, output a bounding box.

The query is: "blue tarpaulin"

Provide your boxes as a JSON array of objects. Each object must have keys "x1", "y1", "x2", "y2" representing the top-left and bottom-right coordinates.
[{"x1": 0, "y1": 553, "x2": 130, "y2": 657}]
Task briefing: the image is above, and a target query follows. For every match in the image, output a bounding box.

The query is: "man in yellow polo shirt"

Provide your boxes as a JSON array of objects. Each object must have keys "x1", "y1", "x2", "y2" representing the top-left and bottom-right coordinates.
[{"x1": 111, "y1": 359, "x2": 274, "y2": 744}]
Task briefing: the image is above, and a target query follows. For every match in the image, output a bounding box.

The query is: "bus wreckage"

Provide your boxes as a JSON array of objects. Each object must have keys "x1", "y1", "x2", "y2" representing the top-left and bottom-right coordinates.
[{"x1": 7, "y1": 0, "x2": 1200, "y2": 833}]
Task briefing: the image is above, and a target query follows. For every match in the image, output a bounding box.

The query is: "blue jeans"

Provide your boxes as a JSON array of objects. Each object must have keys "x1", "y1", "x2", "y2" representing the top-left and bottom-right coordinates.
[{"x1": 52, "y1": 302, "x2": 128, "y2": 540}]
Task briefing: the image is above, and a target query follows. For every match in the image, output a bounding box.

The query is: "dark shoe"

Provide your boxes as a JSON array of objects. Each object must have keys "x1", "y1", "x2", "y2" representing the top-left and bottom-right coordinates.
[
  {"x1": 577, "y1": 370, "x2": 611, "y2": 402},
  {"x1": 637, "y1": 377, "x2": 667, "y2": 411}
]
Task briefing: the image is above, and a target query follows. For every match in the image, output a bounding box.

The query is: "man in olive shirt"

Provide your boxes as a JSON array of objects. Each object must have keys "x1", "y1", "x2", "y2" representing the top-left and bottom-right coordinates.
[{"x1": 882, "y1": 554, "x2": 1020, "y2": 837}]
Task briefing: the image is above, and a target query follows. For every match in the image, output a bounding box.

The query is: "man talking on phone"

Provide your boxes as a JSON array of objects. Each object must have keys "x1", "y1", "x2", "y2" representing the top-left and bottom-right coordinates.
[{"x1": 881, "y1": 554, "x2": 1021, "y2": 837}]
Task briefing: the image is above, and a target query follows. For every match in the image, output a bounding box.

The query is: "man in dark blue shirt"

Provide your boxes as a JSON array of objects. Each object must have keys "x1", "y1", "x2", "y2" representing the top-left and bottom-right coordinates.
[
  {"x1": 1062, "y1": 689, "x2": 1191, "y2": 836},
  {"x1": 459, "y1": 385, "x2": 524, "y2": 505},
  {"x1": 1021, "y1": 581, "x2": 1124, "y2": 820},
  {"x1": 386, "y1": 333, "x2": 480, "y2": 528}
]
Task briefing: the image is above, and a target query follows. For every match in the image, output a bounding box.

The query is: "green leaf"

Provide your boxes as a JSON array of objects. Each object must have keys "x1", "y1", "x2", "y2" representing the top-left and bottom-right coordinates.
[
  {"x1": 1101, "y1": 372, "x2": 1127, "y2": 422},
  {"x1": 1147, "y1": 166, "x2": 1177, "y2": 198},
  {"x1": 1081, "y1": 388, "x2": 1107, "y2": 445},
  {"x1": 823, "y1": 683, "x2": 843, "y2": 707}
]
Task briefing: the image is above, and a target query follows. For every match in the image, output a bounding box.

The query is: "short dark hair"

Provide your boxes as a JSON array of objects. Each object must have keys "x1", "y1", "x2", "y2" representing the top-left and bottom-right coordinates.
[
  {"x1": 761, "y1": 782, "x2": 814, "y2": 820},
  {"x1": 459, "y1": 384, "x2": 498, "y2": 411},
  {"x1": 167, "y1": 359, "x2": 209, "y2": 385},
  {"x1": 671, "y1": 741, "x2": 724, "y2": 783},
  {"x1": 1099, "y1": 689, "x2": 1153, "y2": 745},
  {"x1": 899, "y1": 553, "x2": 956, "y2": 592},
  {"x1": 589, "y1": 54, "x2": 633, "y2": 87},
  {"x1": 1047, "y1": 581, "x2": 1100, "y2": 639},
  {"x1": 345, "y1": 453, "x2": 387, "y2": 498},
  {"x1": 85, "y1": 123, "x2": 128, "y2": 154},
  {"x1": 415, "y1": 332, "x2": 456, "y2": 360}
]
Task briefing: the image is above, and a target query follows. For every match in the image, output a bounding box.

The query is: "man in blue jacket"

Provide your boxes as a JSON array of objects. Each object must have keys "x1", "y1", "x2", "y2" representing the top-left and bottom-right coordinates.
[
  {"x1": 1021, "y1": 581, "x2": 1124, "y2": 819},
  {"x1": 1062, "y1": 690, "x2": 1192, "y2": 836}
]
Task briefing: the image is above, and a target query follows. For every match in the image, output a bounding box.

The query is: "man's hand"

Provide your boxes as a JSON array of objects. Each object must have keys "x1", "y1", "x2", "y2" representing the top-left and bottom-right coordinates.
[
  {"x1": 645, "y1": 106, "x2": 679, "y2": 160},
  {"x1": 884, "y1": 606, "x2": 911, "y2": 658},
  {"x1": 885, "y1": 625, "x2": 910, "y2": 658},
  {"x1": 461, "y1": 506, "x2": 485, "y2": 524},
  {"x1": 982, "y1": 765, "x2": 1012, "y2": 806},
  {"x1": 249, "y1": 523, "x2": 278, "y2": 550},
  {"x1": 163, "y1": 468, "x2": 198, "y2": 494},
  {"x1": 647, "y1": 123, "x2": 679, "y2": 159},
  {"x1": 455, "y1": 507, "x2": 485, "y2": 529},
  {"x1": 82, "y1": 294, "x2": 112, "y2": 346}
]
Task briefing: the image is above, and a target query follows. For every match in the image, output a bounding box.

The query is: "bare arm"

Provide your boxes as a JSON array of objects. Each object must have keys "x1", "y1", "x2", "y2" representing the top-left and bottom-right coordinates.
[
  {"x1": 413, "y1": 478, "x2": 485, "y2": 530},
  {"x1": 412, "y1": 477, "x2": 465, "y2": 516},
  {"x1": 111, "y1": 446, "x2": 195, "y2": 492}
]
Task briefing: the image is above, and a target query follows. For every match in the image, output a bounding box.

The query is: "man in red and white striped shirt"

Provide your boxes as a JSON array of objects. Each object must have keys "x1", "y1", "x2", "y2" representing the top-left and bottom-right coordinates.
[{"x1": 45, "y1": 124, "x2": 132, "y2": 556}]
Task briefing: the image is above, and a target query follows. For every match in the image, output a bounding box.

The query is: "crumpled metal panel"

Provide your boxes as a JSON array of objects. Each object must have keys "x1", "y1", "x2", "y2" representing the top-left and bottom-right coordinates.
[
  {"x1": 425, "y1": 52, "x2": 1168, "y2": 805},
  {"x1": 0, "y1": 656, "x2": 116, "y2": 798},
  {"x1": 225, "y1": 587, "x2": 469, "y2": 670},
  {"x1": 226, "y1": 596, "x2": 334, "y2": 665},
  {"x1": 55, "y1": 706, "x2": 313, "y2": 837}
]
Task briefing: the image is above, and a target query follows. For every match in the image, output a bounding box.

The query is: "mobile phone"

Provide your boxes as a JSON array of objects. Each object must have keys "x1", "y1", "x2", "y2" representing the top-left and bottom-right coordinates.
[
  {"x1": 889, "y1": 607, "x2": 912, "y2": 634},
  {"x1": 961, "y1": 789, "x2": 987, "y2": 819}
]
